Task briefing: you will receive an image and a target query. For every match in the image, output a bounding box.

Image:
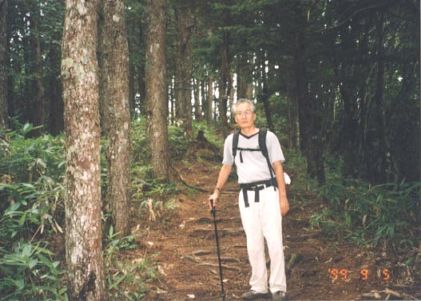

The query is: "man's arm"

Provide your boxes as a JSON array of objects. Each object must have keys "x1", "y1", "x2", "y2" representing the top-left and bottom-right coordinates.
[
  {"x1": 272, "y1": 160, "x2": 290, "y2": 216},
  {"x1": 208, "y1": 164, "x2": 232, "y2": 208}
]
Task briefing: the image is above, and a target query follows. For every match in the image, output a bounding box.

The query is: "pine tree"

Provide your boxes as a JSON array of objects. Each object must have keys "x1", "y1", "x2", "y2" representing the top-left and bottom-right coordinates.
[
  {"x1": 145, "y1": 0, "x2": 170, "y2": 180},
  {"x1": 0, "y1": 0, "x2": 8, "y2": 129},
  {"x1": 61, "y1": 0, "x2": 106, "y2": 299},
  {"x1": 102, "y1": 0, "x2": 131, "y2": 236}
]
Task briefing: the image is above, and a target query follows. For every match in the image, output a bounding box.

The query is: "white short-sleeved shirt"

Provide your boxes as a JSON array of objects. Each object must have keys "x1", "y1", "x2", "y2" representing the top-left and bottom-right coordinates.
[{"x1": 222, "y1": 130, "x2": 285, "y2": 184}]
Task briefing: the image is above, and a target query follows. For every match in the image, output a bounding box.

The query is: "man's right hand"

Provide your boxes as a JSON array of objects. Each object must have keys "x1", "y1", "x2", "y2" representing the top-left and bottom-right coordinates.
[{"x1": 208, "y1": 190, "x2": 220, "y2": 210}]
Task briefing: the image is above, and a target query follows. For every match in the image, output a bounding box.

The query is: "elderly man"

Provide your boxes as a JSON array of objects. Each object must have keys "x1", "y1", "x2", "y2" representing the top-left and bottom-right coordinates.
[{"x1": 209, "y1": 99, "x2": 289, "y2": 301}]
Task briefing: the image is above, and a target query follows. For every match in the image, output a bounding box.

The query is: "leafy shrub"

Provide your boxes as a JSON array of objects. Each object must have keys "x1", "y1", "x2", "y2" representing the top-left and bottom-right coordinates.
[
  {"x1": 0, "y1": 124, "x2": 67, "y2": 300},
  {"x1": 0, "y1": 241, "x2": 66, "y2": 301},
  {"x1": 315, "y1": 174, "x2": 420, "y2": 248},
  {"x1": 0, "y1": 125, "x2": 65, "y2": 183},
  {"x1": 105, "y1": 227, "x2": 157, "y2": 300}
]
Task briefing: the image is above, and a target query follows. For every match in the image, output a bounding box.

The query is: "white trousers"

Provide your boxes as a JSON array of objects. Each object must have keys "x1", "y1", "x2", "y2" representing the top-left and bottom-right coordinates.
[{"x1": 239, "y1": 186, "x2": 287, "y2": 293}]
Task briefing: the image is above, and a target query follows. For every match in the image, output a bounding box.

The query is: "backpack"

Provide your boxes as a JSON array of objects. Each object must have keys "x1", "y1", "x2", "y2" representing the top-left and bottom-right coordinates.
[{"x1": 232, "y1": 128, "x2": 276, "y2": 186}]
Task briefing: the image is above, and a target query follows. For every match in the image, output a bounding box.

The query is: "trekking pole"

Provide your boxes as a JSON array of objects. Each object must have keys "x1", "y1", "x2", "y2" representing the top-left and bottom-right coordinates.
[{"x1": 210, "y1": 200, "x2": 226, "y2": 301}]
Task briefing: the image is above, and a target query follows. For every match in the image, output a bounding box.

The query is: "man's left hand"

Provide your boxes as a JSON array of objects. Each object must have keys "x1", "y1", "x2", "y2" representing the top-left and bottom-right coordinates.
[{"x1": 280, "y1": 197, "x2": 289, "y2": 216}]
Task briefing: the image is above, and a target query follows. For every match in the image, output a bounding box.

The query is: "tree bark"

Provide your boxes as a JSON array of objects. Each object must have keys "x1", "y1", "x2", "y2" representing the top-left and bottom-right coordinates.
[
  {"x1": 193, "y1": 78, "x2": 201, "y2": 120},
  {"x1": 138, "y1": 62, "x2": 146, "y2": 116},
  {"x1": 145, "y1": 0, "x2": 170, "y2": 180},
  {"x1": 372, "y1": 12, "x2": 388, "y2": 183},
  {"x1": 174, "y1": 5, "x2": 193, "y2": 137},
  {"x1": 47, "y1": 44, "x2": 64, "y2": 134},
  {"x1": 260, "y1": 53, "x2": 273, "y2": 131},
  {"x1": 61, "y1": 0, "x2": 106, "y2": 300},
  {"x1": 102, "y1": 0, "x2": 131, "y2": 236},
  {"x1": 0, "y1": 0, "x2": 8, "y2": 129},
  {"x1": 237, "y1": 52, "x2": 253, "y2": 99},
  {"x1": 200, "y1": 79, "x2": 206, "y2": 119},
  {"x1": 128, "y1": 60, "x2": 135, "y2": 117},
  {"x1": 294, "y1": 28, "x2": 325, "y2": 184},
  {"x1": 206, "y1": 74, "x2": 213, "y2": 124},
  {"x1": 218, "y1": 32, "x2": 230, "y2": 135}
]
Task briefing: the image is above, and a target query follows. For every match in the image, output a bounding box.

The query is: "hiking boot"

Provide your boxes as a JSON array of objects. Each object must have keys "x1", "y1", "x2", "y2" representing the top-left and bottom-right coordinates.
[
  {"x1": 272, "y1": 291, "x2": 287, "y2": 301},
  {"x1": 241, "y1": 290, "x2": 271, "y2": 300}
]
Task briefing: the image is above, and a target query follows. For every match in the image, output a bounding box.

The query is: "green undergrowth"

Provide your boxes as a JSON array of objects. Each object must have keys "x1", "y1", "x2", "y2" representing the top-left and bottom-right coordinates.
[
  {"x1": 1, "y1": 120, "x2": 419, "y2": 298},
  {"x1": 281, "y1": 150, "x2": 420, "y2": 255},
  {"x1": 105, "y1": 227, "x2": 157, "y2": 301},
  {"x1": 307, "y1": 155, "x2": 419, "y2": 254},
  {"x1": 0, "y1": 124, "x2": 67, "y2": 300}
]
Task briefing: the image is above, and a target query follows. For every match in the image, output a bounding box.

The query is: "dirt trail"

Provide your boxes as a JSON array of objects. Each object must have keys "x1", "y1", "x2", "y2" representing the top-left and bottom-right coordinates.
[{"x1": 133, "y1": 160, "x2": 419, "y2": 301}]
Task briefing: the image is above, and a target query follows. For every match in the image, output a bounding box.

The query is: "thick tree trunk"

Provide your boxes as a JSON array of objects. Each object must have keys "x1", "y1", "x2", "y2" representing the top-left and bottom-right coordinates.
[
  {"x1": 102, "y1": 0, "x2": 131, "y2": 236},
  {"x1": 0, "y1": 0, "x2": 8, "y2": 129},
  {"x1": 294, "y1": 30, "x2": 325, "y2": 184},
  {"x1": 61, "y1": 0, "x2": 106, "y2": 300},
  {"x1": 174, "y1": 5, "x2": 193, "y2": 137},
  {"x1": 145, "y1": 0, "x2": 170, "y2": 180}
]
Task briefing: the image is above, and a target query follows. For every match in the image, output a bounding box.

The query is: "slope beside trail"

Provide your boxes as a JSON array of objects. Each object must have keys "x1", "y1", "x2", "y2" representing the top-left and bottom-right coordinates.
[{"x1": 130, "y1": 158, "x2": 419, "y2": 301}]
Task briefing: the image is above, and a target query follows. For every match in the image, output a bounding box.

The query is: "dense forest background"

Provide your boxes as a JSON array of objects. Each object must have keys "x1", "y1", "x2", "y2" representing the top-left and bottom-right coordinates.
[
  {"x1": 0, "y1": 0, "x2": 420, "y2": 300},
  {"x1": 1, "y1": 0, "x2": 420, "y2": 183}
]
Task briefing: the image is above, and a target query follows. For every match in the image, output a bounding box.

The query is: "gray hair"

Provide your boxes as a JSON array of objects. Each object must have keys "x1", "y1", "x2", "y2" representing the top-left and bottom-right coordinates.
[{"x1": 232, "y1": 98, "x2": 255, "y2": 115}]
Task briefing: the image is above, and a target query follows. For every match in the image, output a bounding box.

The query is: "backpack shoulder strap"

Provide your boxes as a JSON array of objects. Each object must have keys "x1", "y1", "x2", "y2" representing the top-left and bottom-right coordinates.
[
  {"x1": 232, "y1": 128, "x2": 240, "y2": 159},
  {"x1": 258, "y1": 128, "x2": 268, "y2": 159},
  {"x1": 259, "y1": 128, "x2": 276, "y2": 187}
]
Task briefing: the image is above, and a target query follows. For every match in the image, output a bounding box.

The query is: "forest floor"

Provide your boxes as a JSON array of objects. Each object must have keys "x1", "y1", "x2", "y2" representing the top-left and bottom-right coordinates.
[{"x1": 126, "y1": 155, "x2": 420, "y2": 301}]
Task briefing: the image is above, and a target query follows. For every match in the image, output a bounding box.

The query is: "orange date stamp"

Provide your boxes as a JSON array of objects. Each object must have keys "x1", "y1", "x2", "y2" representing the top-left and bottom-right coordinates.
[{"x1": 328, "y1": 268, "x2": 391, "y2": 282}]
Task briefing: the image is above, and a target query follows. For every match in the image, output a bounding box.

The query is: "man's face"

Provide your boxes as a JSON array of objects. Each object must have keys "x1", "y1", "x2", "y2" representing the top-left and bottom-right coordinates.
[{"x1": 234, "y1": 103, "x2": 256, "y2": 129}]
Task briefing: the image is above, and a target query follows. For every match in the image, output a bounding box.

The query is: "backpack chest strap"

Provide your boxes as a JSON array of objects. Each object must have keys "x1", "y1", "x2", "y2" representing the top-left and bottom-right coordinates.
[{"x1": 236, "y1": 147, "x2": 260, "y2": 163}]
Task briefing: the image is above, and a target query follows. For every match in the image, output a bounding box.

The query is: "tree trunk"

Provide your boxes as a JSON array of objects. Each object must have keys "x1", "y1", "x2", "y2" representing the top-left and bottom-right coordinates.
[
  {"x1": 169, "y1": 75, "x2": 175, "y2": 124},
  {"x1": 128, "y1": 61, "x2": 135, "y2": 117},
  {"x1": 138, "y1": 62, "x2": 146, "y2": 116},
  {"x1": 47, "y1": 44, "x2": 64, "y2": 134},
  {"x1": 0, "y1": 0, "x2": 8, "y2": 129},
  {"x1": 200, "y1": 79, "x2": 206, "y2": 120},
  {"x1": 228, "y1": 68, "x2": 234, "y2": 117},
  {"x1": 102, "y1": 0, "x2": 131, "y2": 237},
  {"x1": 29, "y1": 2, "x2": 46, "y2": 130},
  {"x1": 294, "y1": 30, "x2": 325, "y2": 184},
  {"x1": 206, "y1": 74, "x2": 213, "y2": 124},
  {"x1": 373, "y1": 12, "x2": 388, "y2": 183},
  {"x1": 61, "y1": 0, "x2": 106, "y2": 300},
  {"x1": 97, "y1": 4, "x2": 109, "y2": 134},
  {"x1": 237, "y1": 52, "x2": 253, "y2": 99},
  {"x1": 285, "y1": 68, "x2": 299, "y2": 149},
  {"x1": 218, "y1": 32, "x2": 230, "y2": 134},
  {"x1": 145, "y1": 0, "x2": 170, "y2": 180},
  {"x1": 237, "y1": 54, "x2": 246, "y2": 99},
  {"x1": 174, "y1": 5, "x2": 193, "y2": 137},
  {"x1": 260, "y1": 53, "x2": 273, "y2": 131},
  {"x1": 193, "y1": 78, "x2": 201, "y2": 120}
]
